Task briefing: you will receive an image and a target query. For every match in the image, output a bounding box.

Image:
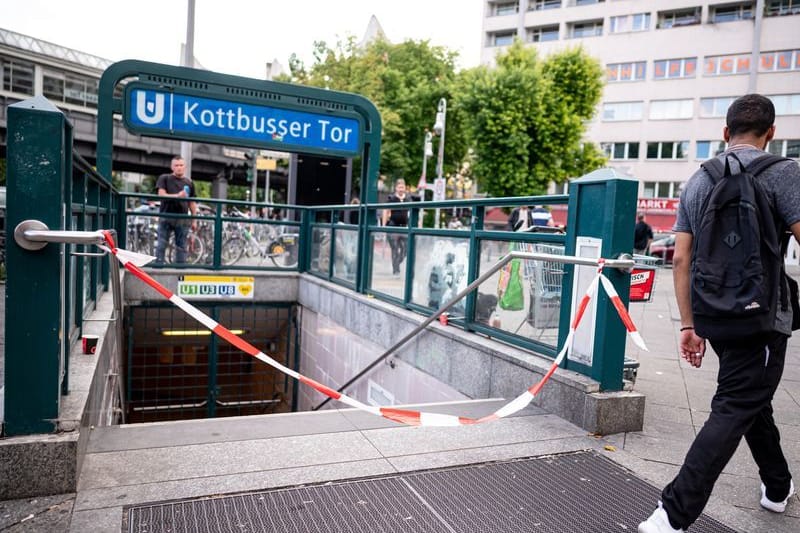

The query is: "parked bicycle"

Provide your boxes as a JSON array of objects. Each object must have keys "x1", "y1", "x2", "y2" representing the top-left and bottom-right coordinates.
[
  {"x1": 126, "y1": 202, "x2": 207, "y2": 265},
  {"x1": 221, "y1": 208, "x2": 298, "y2": 268}
]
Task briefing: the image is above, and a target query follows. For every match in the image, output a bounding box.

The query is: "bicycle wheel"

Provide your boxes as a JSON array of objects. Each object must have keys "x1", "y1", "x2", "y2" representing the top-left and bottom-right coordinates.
[
  {"x1": 221, "y1": 236, "x2": 246, "y2": 265},
  {"x1": 268, "y1": 235, "x2": 299, "y2": 268}
]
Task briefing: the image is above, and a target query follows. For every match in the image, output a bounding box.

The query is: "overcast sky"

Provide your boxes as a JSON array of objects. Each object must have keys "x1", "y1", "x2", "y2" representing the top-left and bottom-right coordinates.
[{"x1": 2, "y1": 0, "x2": 485, "y2": 78}]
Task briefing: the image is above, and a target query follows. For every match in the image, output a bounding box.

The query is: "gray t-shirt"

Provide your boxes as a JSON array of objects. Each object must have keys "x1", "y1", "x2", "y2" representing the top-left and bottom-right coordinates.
[{"x1": 674, "y1": 146, "x2": 800, "y2": 335}]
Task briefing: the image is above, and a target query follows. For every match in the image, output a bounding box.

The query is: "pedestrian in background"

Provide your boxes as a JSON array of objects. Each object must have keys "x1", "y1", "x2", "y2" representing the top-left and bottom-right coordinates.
[
  {"x1": 155, "y1": 155, "x2": 197, "y2": 263},
  {"x1": 508, "y1": 205, "x2": 533, "y2": 232},
  {"x1": 382, "y1": 179, "x2": 413, "y2": 275},
  {"x1": 633, "y1": 212, "x2": 654, "y2": 255},
  {"x1": 639, "y1": 94, "x2": 800, "y2": 533},
  {"x1": 531, "y1": 205, "x2": 554, "y2": 227}
]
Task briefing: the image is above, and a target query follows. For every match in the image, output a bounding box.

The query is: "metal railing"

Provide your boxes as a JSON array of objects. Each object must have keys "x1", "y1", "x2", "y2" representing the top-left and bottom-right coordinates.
[
  {"x1": 314, "y1": 250, "x2": 634, "y2": 410},
  {"x1": 14, "y1": 221, "x2": 127, "y2": 424}
]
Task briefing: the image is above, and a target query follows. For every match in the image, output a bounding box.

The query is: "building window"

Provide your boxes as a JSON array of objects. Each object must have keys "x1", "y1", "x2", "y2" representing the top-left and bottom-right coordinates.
[
  {"x1": 528, "y1": 25, "x2": 560, "y2": 42},
  {"x1": 653, "y1": 57, "x2": 697, "y2": 79},
  {"x1": 572, "y1": 0, "x2": 604, "y2": 5},
  {"x1": 766, "y1": 0, "x2": 800, "y2": 16},
  {"x1": 489, "y1": 31, "x2": 516, "y2": 46},
  {"x1": 606, "y1": 61, "x2": 646, "y2": 82},
  {"x1": 531, "y1": 0, "x2": 562, "y2": 10},
  {"x1": 643, "y1": 181, "x2": 683, "y2": 198},
  {"x1": 602, "y1": 101, "x2": 643, "y2": 121},
  {"x1": 601, "y1": 142, "x2": 640, "y2": 159},
  {"x1": 767, "y1": 139, "x2": 800, "y2": 158},
  {"x1": 759, "y1": 49, "x2": 800, "y2": 71},
  {"x1": 568, "y1": 19, "x2": 603, "y2": 38},
  {"x1": 657, "y1": 7, "x2": 702, "y2": 28},
  {"x1": 647, "y1": 141, "x2": 689, "y2": 159},
  {"x1": 704, "y1": 53, "x2": 752, "y2": 76},
  {"x1": 649, "y1": 99, "x2": 693, "y2": 120},
  {"x1": 699, "y1": 96, "x2": 736, "y2": 117},
  {"x1": 609, "y1": 13, "x2": 651, "y2": 33},
  {"x1": 493, "y1": 1, "x2": 519, "y2": 16},
  {"x1": 42, "y1": 69, "x2": 98, "y2": 108},
  {"x1": 1, "y1": 58, "x2": 34, "y2": 95},
  {"x1": 769, "y1": 94, "x2": 800, "y2": 115},
  {"x1": 710, "y1": 2, "x2": 754, "y2": 23},
  {"x1": 696, "y1": 140, "x2": 727, "y2": 159}
]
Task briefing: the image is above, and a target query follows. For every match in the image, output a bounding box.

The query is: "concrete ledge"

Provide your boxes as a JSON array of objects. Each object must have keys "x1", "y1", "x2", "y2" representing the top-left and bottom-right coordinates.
[
  {"x1": 298, "y1": 274, "x2": 644, "y2": 435},
  {"x1": 0, "y1": 281, "x2": 118, "y2": 499}
]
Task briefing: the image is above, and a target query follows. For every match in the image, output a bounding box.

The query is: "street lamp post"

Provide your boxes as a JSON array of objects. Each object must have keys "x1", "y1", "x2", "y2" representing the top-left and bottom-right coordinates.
[
  {"x1": 433, "y1": 98, "x2": 446, "y2": 228},
  {"x1": 419, "y1": 131, "x2": 433, "y2": 226}
]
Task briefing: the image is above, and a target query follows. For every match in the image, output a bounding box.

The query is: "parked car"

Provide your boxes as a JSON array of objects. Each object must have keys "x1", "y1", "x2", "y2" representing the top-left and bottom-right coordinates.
[{"x1": 649, "y1": 234, "x2": 675, "y2": 264}]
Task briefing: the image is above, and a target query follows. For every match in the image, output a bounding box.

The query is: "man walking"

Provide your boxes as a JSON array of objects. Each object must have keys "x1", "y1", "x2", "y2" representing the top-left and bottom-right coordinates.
[
  {"x1": 155, "y1": 155, "x2": 197, "y2": 264},
  {"x1": 639, "y1": 94, "x2": 800, "y2": 532},
  {"x1": 633, "y1": 212, "x2": 653, "y2": 255}
]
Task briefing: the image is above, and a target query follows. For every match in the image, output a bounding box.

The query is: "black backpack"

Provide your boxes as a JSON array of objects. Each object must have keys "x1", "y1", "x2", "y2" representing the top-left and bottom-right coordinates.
[{"x1": 691, "y1": 153, "x2": 790, "y2": 341}]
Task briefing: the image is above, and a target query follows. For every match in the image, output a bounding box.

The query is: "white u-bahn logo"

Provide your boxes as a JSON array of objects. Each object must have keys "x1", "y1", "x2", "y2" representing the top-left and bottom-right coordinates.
[{"x1": 134, "y1": 90, "x2": 165, "y2": 125}]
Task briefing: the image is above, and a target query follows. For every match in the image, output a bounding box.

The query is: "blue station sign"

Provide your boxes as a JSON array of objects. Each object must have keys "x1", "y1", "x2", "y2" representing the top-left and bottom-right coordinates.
[{"x1": 123, "y1": 84, "x2": 362, "y2": 156}]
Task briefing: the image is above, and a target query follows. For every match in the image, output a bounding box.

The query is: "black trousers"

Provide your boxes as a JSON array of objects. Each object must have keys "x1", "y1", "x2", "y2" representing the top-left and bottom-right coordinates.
[
  {"x1": 661, "y1": 332, "x2": 792, "y2": 529},
  {"x1": 387, "y1": 229, "x2": 407, "y2": 274}
]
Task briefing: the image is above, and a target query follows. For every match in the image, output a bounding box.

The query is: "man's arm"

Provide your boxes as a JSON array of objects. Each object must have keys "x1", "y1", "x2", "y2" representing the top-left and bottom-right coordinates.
[
  {"x1": 673, "y1": 231, "x2": 705, "y2": 367},
  {"x1": 791, "y1": 221, "x2": 800, "y2": 244}
]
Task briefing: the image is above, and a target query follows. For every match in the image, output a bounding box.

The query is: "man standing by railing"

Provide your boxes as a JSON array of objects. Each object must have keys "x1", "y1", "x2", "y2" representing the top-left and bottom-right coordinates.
[{"x1": 155, "y1": 155, "x2": 197, "y2": 264}]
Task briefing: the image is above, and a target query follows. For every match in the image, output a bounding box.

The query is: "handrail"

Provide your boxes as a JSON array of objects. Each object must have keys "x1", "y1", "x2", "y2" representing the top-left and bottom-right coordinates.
[
  {"x1": 14, "y1": 220, "x2": 108, "y2": 249},
  {"x1": 13, "y1": 219, "x2": 127, "y2": 423},
  {"x1": 312, "y1": 250, "x2": 634, "y2": 411}
]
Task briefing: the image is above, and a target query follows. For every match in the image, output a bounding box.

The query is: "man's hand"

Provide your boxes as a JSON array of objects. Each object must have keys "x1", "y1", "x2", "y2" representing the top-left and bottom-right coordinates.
[{"x1": 679, "y1": 329, "x2": 706, "y2": 368}]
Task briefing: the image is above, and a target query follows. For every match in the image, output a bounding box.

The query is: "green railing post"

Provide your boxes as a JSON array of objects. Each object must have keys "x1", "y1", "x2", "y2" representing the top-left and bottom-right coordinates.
[
  {"x1": 5, "y1": 97, "x2": 69, "y2": 436},
  {"x1": 559, "y1": 169, "x2": 637, "y2": 391},
  {"x1": 299, "y1": 210, "x2": 312, "y2": 273}
]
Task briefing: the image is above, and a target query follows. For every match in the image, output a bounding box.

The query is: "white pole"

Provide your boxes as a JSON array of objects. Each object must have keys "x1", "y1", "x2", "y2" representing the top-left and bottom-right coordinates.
[
  {"x1": 180, "y1": 0, "x2": 195, "y2": 178},
  {"x1": 434, "y1": 98, "x2": 446, "y2": 229}
]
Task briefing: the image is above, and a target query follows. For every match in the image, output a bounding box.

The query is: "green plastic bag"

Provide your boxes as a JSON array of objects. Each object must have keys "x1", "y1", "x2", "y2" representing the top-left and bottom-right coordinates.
[{"x1": 498, "y1": 258, "x2": 524, "y2": 311}]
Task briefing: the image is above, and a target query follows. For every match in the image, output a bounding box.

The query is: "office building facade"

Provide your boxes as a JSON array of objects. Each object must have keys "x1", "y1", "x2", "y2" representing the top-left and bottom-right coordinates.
[{"x1": 482, "y1": 0, "x2": 799, "y2": 228}]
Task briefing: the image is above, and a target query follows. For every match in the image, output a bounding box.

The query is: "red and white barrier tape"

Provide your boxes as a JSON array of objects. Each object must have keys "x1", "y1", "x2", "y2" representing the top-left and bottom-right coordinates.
[{"x1": 101, "y1": 232, "x2": 646, "y2": 427}]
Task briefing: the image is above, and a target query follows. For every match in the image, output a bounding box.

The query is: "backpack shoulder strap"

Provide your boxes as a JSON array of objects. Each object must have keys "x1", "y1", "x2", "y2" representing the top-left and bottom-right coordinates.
[
  {"x1": 700, "y1": 157, "x2": 726, "y2": 184},
  {"x1": 746, "y1": 154, "x2": 789, "y2": 177}
]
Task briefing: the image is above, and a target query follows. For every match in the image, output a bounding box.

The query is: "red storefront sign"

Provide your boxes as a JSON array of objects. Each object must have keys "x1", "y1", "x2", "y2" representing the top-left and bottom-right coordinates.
[{"x1": 637, "y1": 198, "x2": 680, "y2": 211}]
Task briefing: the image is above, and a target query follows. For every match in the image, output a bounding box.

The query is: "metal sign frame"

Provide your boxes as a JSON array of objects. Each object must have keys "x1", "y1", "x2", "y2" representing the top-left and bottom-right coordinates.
[{"x1": 96, "y1": 60, "x2": 382, "y2": 203}]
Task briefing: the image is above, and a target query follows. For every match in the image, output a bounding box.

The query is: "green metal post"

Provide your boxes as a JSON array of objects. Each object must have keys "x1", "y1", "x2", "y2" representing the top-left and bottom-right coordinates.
[
  {"x1": 464, "y1": 205, "x2": 485, "y2": 328},
  {"x1": 558, "y1": 169, "x2": 637, "y2": 391},
  {"x1": 5, "y1": 97, "x2": 69, "y2": 435},
  {"x1": 403, "y1": 209, "x2": 419, "y2": 303}
]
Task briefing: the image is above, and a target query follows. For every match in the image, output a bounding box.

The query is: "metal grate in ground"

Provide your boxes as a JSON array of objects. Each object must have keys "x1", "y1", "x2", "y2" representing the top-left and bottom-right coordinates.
[{"x1": 125, "y1": 450, "x2": 736, "y2": 533}]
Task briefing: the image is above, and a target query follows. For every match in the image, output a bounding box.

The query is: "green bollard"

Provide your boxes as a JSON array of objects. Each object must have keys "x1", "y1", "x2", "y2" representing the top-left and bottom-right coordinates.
[
  {"x1": 5, "y1": 97, "x2": 70, "y2": 435},
  {"x1": 559, "y1": 169, "x2": 637, "y2": 391}
]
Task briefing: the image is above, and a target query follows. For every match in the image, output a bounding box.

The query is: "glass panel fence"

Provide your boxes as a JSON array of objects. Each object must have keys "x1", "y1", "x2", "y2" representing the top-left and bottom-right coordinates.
[
  {"x1": 370, "y1": 231, "x2": 404, "y2": 299},
  {"x1": 332, "y1": 227, "x2": 358, "y2": 283},
  {"x1": 411, "y1": 235, "x2": 471, "y2": 316},
  {"x1": 477, "y1": 240, "x2": 565, "y2": 347},
  {"x1": 310, "y1": 227, "x2": 331, "y2": 275}
]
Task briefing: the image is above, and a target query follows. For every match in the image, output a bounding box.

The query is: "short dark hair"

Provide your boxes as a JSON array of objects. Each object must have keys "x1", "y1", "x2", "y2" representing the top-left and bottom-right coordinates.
[{"x1": 726, "y1": 94, "x2": 774, "y2": 137}]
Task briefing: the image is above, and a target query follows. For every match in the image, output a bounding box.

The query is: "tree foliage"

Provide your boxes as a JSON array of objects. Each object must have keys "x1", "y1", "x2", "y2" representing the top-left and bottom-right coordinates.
[
  {"x1": 283, "y1": 37, "x2": 467, "y2": 189},
  {"x1": 455, "y1": 41, "x2": 605, "y2": 198}
]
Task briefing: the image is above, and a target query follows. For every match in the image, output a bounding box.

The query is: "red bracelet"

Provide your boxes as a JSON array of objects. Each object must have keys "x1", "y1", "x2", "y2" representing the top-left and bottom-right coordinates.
[{"x1": 680, "y1": 326, "x2": 694, "y2": 331}]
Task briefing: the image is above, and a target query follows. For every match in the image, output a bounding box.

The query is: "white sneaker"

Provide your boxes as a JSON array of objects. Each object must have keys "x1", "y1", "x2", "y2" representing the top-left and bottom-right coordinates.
[
  {"x1": 638, "y1": 502, "x2": 685, "y2": 533},
  {"x1": 760, "y1": 479, "x2": 795, "y2": 513}
]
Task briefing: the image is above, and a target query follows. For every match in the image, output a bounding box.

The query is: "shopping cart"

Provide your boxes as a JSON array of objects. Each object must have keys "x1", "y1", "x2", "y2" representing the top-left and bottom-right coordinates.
[{"x1": 511, "y1": 242, "x2": 565, "y2": 335}]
